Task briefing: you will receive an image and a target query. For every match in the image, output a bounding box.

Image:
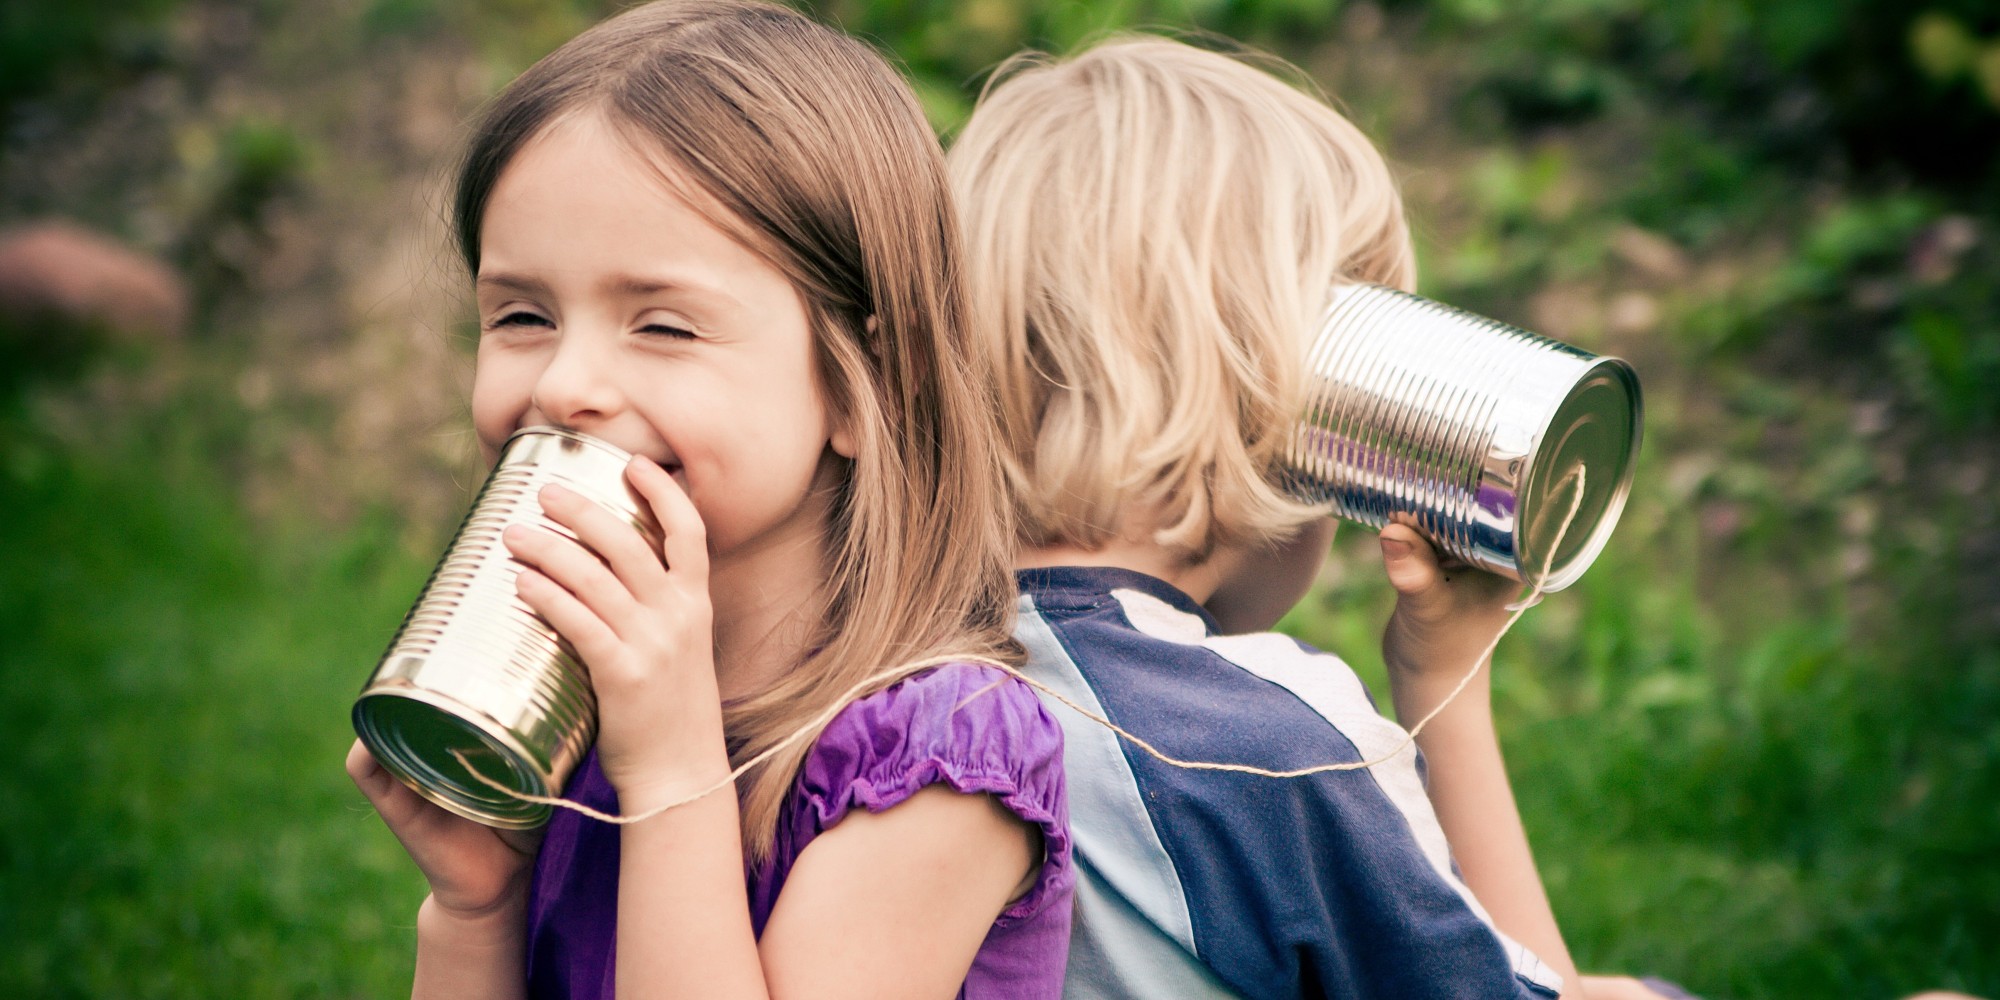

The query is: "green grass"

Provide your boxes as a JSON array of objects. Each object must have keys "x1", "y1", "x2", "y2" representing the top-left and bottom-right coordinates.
[
  {"x1": 1280, "y1": 485, "x2": 2000, "y2": 998},
  {"x1": 0, "y1": 407, "x2": 431, "y2": 998}
]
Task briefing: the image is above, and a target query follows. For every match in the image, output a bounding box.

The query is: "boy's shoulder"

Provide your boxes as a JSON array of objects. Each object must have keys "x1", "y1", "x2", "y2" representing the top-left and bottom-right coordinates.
[
  {"x1": 1014, "y1": 564, "x2": 1374, "y2": 730},
  {"x1": 1012, "y1": 564, "x2": 1562, "y2": 1000}
]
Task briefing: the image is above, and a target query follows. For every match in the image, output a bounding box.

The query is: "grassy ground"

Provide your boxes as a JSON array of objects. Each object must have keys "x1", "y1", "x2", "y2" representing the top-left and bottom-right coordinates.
[
  {"x1": 0, "y1": 400, "x2": 432, "y2": 998},
  {"x1": 3, "y1": 1, "x2": 1996, "y2": 997}
]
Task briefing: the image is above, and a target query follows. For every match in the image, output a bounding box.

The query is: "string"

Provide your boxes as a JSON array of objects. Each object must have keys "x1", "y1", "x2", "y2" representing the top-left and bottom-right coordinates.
[{"x1": 453, "y1": 464, "x2": 1589, "y2": 823}]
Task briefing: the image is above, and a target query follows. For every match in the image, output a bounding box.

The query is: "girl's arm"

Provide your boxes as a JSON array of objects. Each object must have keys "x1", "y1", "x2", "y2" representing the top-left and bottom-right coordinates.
[
  {"x1": 1375, "y1": 522, "x2": 1583, "y2": 996},
  {"x1": 345, "y1": 740, "x2": 534, "y2": 1000},
  {"x1": 412, "y1": 892, "x2": 530, "y2": 999},
  {"x1": 506, "y1": 457, "x2": 1041, "y2": 999},
  {"x1": 616, "y1": 780, "x2": 1037, "y2": 999}
]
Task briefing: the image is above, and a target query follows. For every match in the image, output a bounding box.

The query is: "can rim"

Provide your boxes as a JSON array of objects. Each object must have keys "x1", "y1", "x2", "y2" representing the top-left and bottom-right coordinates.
[
  {"x1": 504, "y1": 424, "x2": 638, "y2": 464},
  {"x1": 354, "y1": 684, "x2": 556, "y2": 829},
  {"x1": 1513, "y1": 355, "x2": 1643, "y2": 591}
]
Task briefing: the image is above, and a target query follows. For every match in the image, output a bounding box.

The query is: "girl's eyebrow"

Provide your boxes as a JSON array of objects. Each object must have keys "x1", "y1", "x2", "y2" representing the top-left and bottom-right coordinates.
[
  {"x1": 475, "y1": 272, "x2": 549, "y2": 296},
  {"x1": 475, "y1": 271, "x2": 740, "y2": 310},
  {"x1": 606, "y1": 275, "x2": 741, "y2": 310}
]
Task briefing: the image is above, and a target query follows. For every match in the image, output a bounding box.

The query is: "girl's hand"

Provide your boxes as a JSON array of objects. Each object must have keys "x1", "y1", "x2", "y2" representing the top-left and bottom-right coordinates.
[
  {"x1": 502, "y1": 456, "x2": 727, "y2": 808},
  {"x1": 1377, "y1": 519, "x2": 1521, "y2": 681},
  {"x1": 345, "y1": 739, "x2": 540, "y2": 919}
]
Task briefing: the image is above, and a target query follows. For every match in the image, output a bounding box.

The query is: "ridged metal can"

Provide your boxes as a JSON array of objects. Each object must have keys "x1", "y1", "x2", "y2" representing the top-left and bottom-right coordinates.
[
  {"x1": 353, "y1": 426, "x2": 659, "y2": 828},
  {"x1": 1285, "y1": 284, "x2": 1642, "y2": 591}
]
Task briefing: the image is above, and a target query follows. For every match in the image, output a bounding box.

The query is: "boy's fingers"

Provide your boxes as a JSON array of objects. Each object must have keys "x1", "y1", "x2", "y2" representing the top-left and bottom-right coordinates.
[
  {"x1": 1378, "y1": 523, "x2": 1441, "y2": 596},
  {"x1": 497, "y1": 825, "x2": 547, "y2": 858},
  {"x1": 347, "y1": 742, "x2": 449, "y2": 840},
  {"x1": 346, "y1": 739, "x2": 388, "y2": 792}
]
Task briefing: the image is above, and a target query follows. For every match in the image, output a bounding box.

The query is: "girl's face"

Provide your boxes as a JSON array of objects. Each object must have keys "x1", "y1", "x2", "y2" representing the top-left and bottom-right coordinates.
[{"x1": 471, "y1": 112, "x2": 853, "y2": 573}]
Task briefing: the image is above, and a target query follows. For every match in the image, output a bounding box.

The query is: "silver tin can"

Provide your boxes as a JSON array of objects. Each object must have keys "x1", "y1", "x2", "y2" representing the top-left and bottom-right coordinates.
[
  {"x1": 353, "y1": 426, "x2": 659, "y2": 828},
  {"x1": 1285, "y1": 284, "x2": 1642, "y2": 591}
]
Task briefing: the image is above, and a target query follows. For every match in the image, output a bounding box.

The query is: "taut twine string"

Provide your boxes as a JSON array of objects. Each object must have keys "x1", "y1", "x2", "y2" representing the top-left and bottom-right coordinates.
[{"x1": 453, "y1": 465, "x2": 1589, "y2": 824}]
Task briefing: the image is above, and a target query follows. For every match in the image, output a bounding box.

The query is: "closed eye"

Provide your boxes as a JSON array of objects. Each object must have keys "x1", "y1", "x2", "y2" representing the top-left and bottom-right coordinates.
[
  {"x1": 485, "y1": 310, "x2": 553, "y2": 331},
  {"x1": 637, "y1": 321, "x2": 696, "y2": 339}
]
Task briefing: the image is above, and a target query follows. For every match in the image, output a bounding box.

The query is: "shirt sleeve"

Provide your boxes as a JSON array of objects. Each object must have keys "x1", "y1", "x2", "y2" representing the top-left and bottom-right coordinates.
[{"x1": 792, "y1": 661, "x2": 1073, "y2": 927}]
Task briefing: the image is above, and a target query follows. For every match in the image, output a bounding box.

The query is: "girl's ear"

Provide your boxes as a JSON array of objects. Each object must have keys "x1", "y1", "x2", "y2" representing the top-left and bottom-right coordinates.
[
  {"x1": 826, "y1": 314, "x2": 874, "y2": 459},
  {"x1": 831, "y1": 419, "x2": 857, "y2": 459},
  {"x1": 862, "y1": 313, "x2": 882, "y2": 359}
]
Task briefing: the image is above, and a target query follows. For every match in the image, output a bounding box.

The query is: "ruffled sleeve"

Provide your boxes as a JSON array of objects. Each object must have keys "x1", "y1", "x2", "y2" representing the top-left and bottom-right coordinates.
[{"x1": 766, "y1": 661, "x2": 1072, "y2": 930}]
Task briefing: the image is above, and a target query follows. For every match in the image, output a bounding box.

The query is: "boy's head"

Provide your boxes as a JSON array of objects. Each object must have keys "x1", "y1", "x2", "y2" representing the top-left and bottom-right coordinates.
[{"x1": 950, "y1": 36, "x2": 1414, "y2": 564}]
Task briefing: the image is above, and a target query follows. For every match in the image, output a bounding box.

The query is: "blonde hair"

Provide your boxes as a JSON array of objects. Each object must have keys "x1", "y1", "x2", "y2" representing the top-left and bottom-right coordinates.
[
  {"x1": 949, "y1": 37, "x2": 1416, "y2": 561},
  {"x1": 454, "y1": 0, "x2": 1018, "y2": 861}
]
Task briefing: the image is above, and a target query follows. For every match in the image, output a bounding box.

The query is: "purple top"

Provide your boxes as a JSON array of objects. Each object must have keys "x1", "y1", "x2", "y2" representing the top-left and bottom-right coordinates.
[{"x1": 523, "y1": 662, "x2": 1074, "y2": 999}]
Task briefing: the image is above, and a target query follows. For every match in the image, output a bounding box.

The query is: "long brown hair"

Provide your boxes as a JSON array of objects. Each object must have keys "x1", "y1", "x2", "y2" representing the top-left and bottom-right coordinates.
[{"x1": 453, "y1": 0, "x2": 1019, "y2": 861}]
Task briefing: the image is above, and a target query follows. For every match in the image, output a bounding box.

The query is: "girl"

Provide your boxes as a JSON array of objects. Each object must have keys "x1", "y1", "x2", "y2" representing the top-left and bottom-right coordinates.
[{"x1": 345, "y1": 3, "x2": 1072, "y2": 997}]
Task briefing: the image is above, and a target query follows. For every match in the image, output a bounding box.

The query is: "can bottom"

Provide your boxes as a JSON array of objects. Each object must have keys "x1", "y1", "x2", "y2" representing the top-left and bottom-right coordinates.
[{"x1": 353, "y1": 690, "x2": 554, "y2": 829}]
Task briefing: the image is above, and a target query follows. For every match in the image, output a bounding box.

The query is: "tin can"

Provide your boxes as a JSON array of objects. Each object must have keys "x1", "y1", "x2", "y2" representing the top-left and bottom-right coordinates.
[
  {"x1": 353, "y1": 426, "x2": 659, "y2": 828},
  {"x1": 1284, "y1": 284, "x2": 1642, "y2": 591}
]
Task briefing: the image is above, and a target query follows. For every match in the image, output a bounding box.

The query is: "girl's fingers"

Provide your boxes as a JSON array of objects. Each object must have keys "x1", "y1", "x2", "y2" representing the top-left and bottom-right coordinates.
[
  {"x1": 346, "y1": 738, "x2": 395, "y2": 799},
  {"x1": 533, "y1": 483, "x2": 669, "y2": 602},
  {"x1": 504, "y1": 520, "x2": 639, "y2": 629},
  {"x1": 496, "y1": 825, "x2": 547, "y2": 857},
  {"x1": 348, "y1": 740, "x2": 464, "y2": 847},
  {"x1": 514, "y1": 566, "x2": 621, "y2": 667},
  {"x1": 627, "y1": 456, "x2": 709, "y2": 586}
]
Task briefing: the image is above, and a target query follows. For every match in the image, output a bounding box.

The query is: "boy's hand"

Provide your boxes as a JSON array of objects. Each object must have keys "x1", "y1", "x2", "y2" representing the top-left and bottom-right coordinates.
[{"x1": 1378, "y1": 519, "x2": 1520, "y2": 681}]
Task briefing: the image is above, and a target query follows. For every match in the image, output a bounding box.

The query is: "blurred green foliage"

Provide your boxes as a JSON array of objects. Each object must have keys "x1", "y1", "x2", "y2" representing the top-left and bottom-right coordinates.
[
  {"x1": 1, "y1": 0, "x2": 1995, "y2": 997},
  {"x1": 0, "y1": 0, "x2": 177, "y2": 112}
]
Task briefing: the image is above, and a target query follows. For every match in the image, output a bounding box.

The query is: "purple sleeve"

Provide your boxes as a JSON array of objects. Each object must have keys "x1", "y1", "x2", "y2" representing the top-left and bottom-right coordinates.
[{"x1": 789, "y1": 661, "x2": 1072, "y2": 926}]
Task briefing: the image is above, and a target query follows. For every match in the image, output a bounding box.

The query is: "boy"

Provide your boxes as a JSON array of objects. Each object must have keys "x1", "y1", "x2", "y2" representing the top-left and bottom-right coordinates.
[{"x1": 951, "y1": 37, "x2": 1590, "y2": 999}]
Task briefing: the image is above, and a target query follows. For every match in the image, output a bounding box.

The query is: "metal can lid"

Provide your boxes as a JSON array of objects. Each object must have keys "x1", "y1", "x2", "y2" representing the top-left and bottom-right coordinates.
[{"x1": 1515, "y1": 356, "x2": 1643, "y2": 591}]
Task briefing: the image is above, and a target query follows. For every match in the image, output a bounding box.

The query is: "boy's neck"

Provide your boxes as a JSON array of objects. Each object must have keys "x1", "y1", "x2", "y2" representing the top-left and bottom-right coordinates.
[{"x1": 1014, "y1": 538, "x2": 1237, "y2": 606}]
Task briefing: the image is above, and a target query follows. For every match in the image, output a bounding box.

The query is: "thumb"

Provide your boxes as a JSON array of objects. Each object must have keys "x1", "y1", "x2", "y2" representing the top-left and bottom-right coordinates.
[{"x1": 1378, "y1": 523, "x2": 1441, "y2": 598}]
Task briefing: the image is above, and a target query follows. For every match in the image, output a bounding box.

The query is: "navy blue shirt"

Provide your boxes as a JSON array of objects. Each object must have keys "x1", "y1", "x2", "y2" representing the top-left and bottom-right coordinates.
[{"x1": 1015, "y1": 566, "x2": 1561, "y2": 1000}]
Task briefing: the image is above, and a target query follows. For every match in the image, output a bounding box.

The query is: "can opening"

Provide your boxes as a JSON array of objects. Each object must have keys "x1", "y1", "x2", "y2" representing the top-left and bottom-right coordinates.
[
  {"x1": 354, "y1": 691, "x2": 552, "y2": 829},
  {"x1": 1516, "y1": 359, "x2": 1642, "y2": 591}
]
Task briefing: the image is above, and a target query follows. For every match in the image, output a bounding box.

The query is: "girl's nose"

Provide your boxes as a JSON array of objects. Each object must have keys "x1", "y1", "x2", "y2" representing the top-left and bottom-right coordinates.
[{"x1": 530, "y1": 335, "x2": 624, "y2": 430}]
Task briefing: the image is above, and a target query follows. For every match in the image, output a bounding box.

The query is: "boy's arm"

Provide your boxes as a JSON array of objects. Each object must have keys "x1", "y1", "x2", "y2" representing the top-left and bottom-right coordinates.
[{"x1": 1376, "y1": 522, "x2": 1584, "y2": 996}]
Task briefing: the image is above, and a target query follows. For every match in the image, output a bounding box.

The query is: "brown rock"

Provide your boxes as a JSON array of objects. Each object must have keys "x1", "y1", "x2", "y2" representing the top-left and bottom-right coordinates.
[
  {"x1": 0, "y1": 220, "x2": 190, "y2": 340},
  {"x1": 1610, "y1": 225, "x2": 1692, "y2": 284}
]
